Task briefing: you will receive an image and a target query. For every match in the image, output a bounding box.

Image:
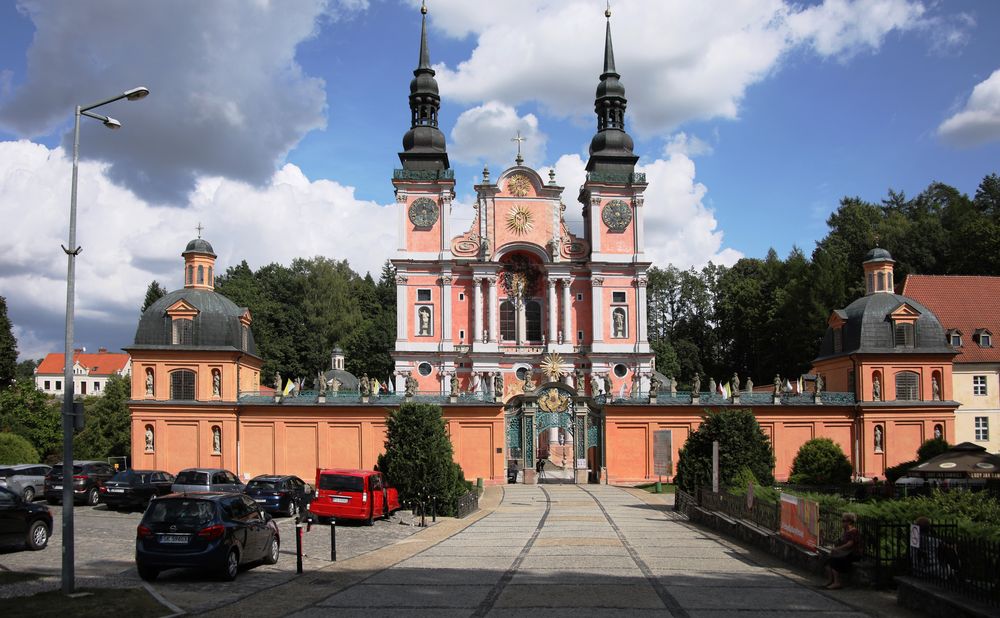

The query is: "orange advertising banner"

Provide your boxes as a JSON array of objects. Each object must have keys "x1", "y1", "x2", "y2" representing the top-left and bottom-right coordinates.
[{"x1": 779, "y1": 492, "x2": 819, "y2": 551}]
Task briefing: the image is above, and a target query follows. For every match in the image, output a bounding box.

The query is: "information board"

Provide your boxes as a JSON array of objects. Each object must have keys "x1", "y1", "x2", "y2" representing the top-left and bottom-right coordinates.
[{"x1": 653, "y1": 430, "x2": 672, "y2": 477}]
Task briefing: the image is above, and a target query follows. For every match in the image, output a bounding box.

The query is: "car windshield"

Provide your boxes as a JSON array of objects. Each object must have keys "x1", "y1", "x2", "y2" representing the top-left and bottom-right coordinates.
[
  {"x1": 144, "y1": 499, "x2": 216, "y2": 526},
  {"x1": 0, "y1": 468, "x2": 12, "y2": 477},
  {"x1": 111, "y1": 471, "x2": 149, "y2": 483},
  {"x1": 50, "y1": 465, "x2": 84, "y2": 475},
  {"x1": 247, "y1": 480, "x2": 279, "y2": 490},
  {"x1": 174, "y1": 471, "x2": 209, "y2": 485},
  {"x1": 318, "y1": 474, "x2": 364, "y2": 492}
]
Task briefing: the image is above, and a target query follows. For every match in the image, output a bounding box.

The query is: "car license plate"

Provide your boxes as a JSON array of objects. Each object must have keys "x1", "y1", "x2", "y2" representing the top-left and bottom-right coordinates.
[
  {"x1": 109, "y1": 488, "x2": 124, "y2": 493},
  {"x1": 53, "y1": 485, "x2": 62, "y2": 490},
  {"x1": 254, "y1": 498, "x2": 266, "y2": 503},
  {"x1": 331, "y1": 496, "x2": 349, "y2": 503},
  {"x1": 159, "y1": 535, "x2": 189, "y2": 544}
]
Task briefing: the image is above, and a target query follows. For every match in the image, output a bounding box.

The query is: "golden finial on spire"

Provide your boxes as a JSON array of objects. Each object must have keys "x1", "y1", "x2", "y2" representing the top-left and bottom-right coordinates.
[
  {"x1": 196, "y1": 222, "x2": 204, "y2": 239},
  {"x1": 421, "y1": 0, "x2": 427, "y2": 15},
  {"x1": 605, "y1": 0, "x2": 611, "y2": 19}
]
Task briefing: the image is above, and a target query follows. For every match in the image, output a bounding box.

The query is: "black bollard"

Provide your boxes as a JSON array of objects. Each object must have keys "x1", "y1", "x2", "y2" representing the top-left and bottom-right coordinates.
[
  {"x1": 295, "y1": 520, "x2": 304, "y2": 574},
  {"x1": 431, "y1": 497, "x2": 437, "y2": 522},
  {"x1": 330, "y1": 516, "x2": 337, "y2": 562},
  {"x1": 420, "y1": 500, "x2": 426, "y2": 527}
]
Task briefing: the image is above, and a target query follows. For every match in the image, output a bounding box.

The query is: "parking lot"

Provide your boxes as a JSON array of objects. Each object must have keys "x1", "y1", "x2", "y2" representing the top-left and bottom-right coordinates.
[{"x1": 0, "y1": 501, "x2": 424, "y2": 614}]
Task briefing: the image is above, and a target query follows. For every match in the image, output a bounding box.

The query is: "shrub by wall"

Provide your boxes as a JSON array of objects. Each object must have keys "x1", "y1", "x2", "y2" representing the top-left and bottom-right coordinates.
[{"x1": 0, "y1": 432, "x2": 40, "y2": 465}]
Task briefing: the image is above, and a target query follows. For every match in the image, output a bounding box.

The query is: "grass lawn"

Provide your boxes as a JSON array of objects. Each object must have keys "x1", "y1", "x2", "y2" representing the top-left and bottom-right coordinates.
[
  {"x1": 0, "y1": 587, "x2": 167, "y2": 617},
  {"x1": 636, "y1": 482, "x2": 676, "y2": 494}
]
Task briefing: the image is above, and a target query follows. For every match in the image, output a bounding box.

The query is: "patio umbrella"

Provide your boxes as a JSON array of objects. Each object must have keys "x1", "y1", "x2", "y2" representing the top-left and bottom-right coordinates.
[{"x1": 907, "y1": 442, "x2": 1000, "y2": 479}]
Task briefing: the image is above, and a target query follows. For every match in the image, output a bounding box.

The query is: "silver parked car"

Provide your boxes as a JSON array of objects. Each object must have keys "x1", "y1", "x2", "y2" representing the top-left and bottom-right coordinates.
[
  {"x1": 170, "y1": 468, "x2": 243, "y2": 494},
  {"x1": 0, "y1": 464, "x2": 52, "y2": 502}
]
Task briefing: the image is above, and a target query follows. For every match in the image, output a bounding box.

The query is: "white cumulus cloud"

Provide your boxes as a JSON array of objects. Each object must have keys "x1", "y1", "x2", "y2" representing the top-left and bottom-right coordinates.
[
  {"x1": 937, "y1": 69, "x2": 1000, "y2": 148},
  {"x1": 449, "y1": 101, "x2": 547, "y2": 168}
]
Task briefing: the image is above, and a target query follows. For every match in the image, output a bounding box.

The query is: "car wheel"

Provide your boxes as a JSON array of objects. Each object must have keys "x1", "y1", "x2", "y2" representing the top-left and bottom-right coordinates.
[
  {"x1": 221, "y1": 548, "x2": 239, "y2": 581},
  {"x1": 26, "y1": 520, "x2": 49, "y2": 550},
  {"x1": 263, "y1": 535, "x2": 279, "y2": 565},
  {"x1": 287, "y1": 500, "x2": 299, "y2": 518},
  {"x1": 86, "y1": 488, "x2": 99, "y2": 506},
  {"x1": 137, "y1": 564, "x2": 159, "y2": 581}
]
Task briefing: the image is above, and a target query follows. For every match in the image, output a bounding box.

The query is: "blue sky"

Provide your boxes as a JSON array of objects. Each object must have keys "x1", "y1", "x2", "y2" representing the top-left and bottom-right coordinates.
[{"x1": 0, "y1": 0, "x2": 998, "y2": 360}]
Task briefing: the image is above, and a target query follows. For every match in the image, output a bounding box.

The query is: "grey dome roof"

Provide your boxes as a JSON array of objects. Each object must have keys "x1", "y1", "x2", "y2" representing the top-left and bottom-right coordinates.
[
  {"x1": 864, "y1": 247, "x2": 893, "y2": 263},
  {"x1": 323, "y1": 369, "x2": 359, "y2": 391},
  {"x1": 184, "y1": 238, "x2": 216, "y2": 256},
  {"x1": 132, "y1": 288, "x2": 256, "y2": 354},
  {"x1": 815, "y1": 292, "x2": 952, "y2": 360}
]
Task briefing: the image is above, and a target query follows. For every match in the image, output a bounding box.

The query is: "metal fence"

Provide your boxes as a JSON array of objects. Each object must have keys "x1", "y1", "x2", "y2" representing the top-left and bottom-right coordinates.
[
  {"x1": 687, "y1": 488, "x2": 1000, "y2": 607},
  {"x1": 456, "y1": 489, "x2": 479, "y2": 519}
]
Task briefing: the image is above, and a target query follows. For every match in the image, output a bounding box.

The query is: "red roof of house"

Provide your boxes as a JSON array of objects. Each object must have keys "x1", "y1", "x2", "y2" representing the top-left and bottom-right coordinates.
[
  {"x1": 902, "y1": 275, "x2": 1000, "y2": 364},
  {"x1": 36, "y1": 351, "x2": 131, "y2": 376}
]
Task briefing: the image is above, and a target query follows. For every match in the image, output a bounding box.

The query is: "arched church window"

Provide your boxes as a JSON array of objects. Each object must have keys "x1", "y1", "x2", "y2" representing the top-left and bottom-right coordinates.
[
  {"x1": 170, "y1": 370, "x2": 196, "y2": 400},
  {"x1": 877, "y1": 272, "x2": 885, "y2": 291},
  {"x1": 208, "y1": 266, "x2": 213, "y2": 285},
  {"x1": 525, "y1": 300, "x2": 542, "y2": 341},
  {"x1": 197, "y1": 265, "x2": 204, "y2": 284},
  {"x1": 500, "y1": 301, "x2": 515, "y2": 341},
  {"x1": 187, "y1": 265, "x2": 194, "y2": 285},
  {"x1": 172, "y1": 319, "x2": 193, "y2": 345},
  {"x1": 895, "y1": 371, "x2": 919, "y2": 401}
]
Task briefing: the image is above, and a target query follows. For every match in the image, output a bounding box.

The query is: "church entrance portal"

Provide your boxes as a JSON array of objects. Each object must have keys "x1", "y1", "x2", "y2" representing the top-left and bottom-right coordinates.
[{"x1": 504, "y1": 383, "x2": 604, "y2": 484}]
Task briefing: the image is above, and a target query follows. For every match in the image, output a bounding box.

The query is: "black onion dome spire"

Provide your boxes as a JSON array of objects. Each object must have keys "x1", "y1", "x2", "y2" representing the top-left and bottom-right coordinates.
[
  {"x1": 586, "y1": 7, "x2": 638, "y2": 175},
  {"x1": 399, "y1": 1, "x2": 450, "y2": 171}
]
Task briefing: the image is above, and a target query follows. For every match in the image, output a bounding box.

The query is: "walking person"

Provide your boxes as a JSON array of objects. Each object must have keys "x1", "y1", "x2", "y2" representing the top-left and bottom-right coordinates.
[{"x1": 824, "y1": 512, "x2": 863, "y2": 589}]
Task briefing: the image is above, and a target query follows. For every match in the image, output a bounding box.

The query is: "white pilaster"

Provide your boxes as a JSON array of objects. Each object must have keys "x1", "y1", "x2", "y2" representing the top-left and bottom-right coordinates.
[
  {"x1": 473, "y1": 277, "x2": 484, "y2": 343},
  {"x1": 561, "y1": 278, "x2": 572, "y2": 343},
  {"x1": 589, "y1": 196, "x2": 602, "y2": 253},
  {"x1": 517, "y1": 301, "x2": 526, "y2": 344},
  {"x1": 591, "y1": 277, "x2": 604, "y2": 343},
  {"x1": 634, "y1": 195, "x2": 645, "y2": 255},
  {"x1": 547, "y1": 279, "x2": 557, "y2": 344},
  {"x1": 395, "y1": 275, "x2": 408, "y2": 341},
  {"x1": 637, "y1": 276, "x2": 648, "y2": 344},
  {"x1": 488, "y1": 278, "x2": 499, "y2": 342},
  {"x1": 441, "y1": 271, "x2": 453, "y2": 346}
]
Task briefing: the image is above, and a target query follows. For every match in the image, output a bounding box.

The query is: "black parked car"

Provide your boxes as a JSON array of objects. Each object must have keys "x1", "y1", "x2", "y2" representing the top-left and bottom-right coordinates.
[
  {"x1": 0, "y1": 487, "x2": 52, "y2": 550},
  {"x1": 44, "y1": 460, "x2": 116, "y2": 506},
  {"x1": 135, "y1": 492, "x2": 280, "y2": 581},
  {"x1": 243, "y1": 475, "x2": 313, "y2": 517},
  {"x1": 99, "y1": 470, "x2": 175, "y2": 511}
]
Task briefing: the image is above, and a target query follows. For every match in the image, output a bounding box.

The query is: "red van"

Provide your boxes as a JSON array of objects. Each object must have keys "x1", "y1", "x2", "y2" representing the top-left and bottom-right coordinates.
[{"x1": 308, "y1": 469, "x2": 401, "y2": 525}]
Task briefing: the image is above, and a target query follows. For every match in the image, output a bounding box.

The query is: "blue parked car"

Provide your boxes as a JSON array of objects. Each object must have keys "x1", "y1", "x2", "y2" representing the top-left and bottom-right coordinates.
[
  {"x1": 243, "y1": 475, "x2": 312, "y2": 517},
  {"x1": 135, "y1": 492, "x2": 279, "y2": 581}
]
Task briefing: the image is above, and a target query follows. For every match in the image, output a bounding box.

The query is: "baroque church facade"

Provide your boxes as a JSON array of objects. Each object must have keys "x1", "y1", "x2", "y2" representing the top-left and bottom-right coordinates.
[{"x1": 127, "y1": 7, "x2": 957, "y2": 486}]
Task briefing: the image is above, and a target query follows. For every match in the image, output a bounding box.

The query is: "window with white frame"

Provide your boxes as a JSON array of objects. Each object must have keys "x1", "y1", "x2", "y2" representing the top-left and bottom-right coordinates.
[
  {"x1": 980, "y1": 332, "x2": 993, "y2": 347},
  {"x1": 55, "y1": 380, "x2": 61, "y2": 390},
  {"x1": 44, "y1": 380, "x2": 50, "y2": 390},
  {"x1": 974, "y1": 375, "x2": 987, "y2": 396},
  {"x1": 975, "y1": 416, "x2": 989, "y2": 441},
  {"x1": 172, "y1": 318, "x2": 193, "y2": 345},
  {"x1": 417, "y1": 289, "x2": 431, "y2": 302},
  {"x1": 500, "y1": 301, "x2": 515, "y2": 341},
  {"x1": 612, "y1": 291, "x2": 626, "y2": 303},
  {"x1": 895, "y1": 371, "x2": 919, "y2": 400},
  {"x1": 894, "y1": 322, "x2": 914, "y2": 348},
  {"x1": 949, "y1": 332, "x2": 962, "y2": 346}
]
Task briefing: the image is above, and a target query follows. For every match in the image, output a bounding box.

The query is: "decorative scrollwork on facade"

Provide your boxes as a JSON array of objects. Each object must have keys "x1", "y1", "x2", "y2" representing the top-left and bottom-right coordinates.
[
  {"x1": 592, "y1": 277, "x2": 605, "y2": 286},
  {"x1": 395, "y1": 275, "x2": 408, "y2": 284},
  {"x1": 451, "y1": 234, "x2": 482, "y2": 258},
  {"x1": 441, "y1": 275, "x2": 453, "y2": 285},
  {"x1": 635, "y1": 277, "x2": 648, "y2": 287},
  {"x1": 394, "y1": 192, "x2": 408, "y2": 203}
]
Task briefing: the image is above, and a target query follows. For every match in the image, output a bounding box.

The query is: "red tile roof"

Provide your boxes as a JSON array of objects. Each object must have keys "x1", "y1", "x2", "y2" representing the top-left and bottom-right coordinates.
[
  {"x1": 36, "y1": 351, "x2": 131, "y2": 376},
  {"x1": 902, "y1": 275, "x2": 1000, "y2": 364}
]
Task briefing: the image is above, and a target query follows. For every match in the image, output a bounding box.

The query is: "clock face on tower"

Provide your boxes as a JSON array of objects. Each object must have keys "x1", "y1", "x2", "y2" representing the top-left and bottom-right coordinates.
[
  {"x1": 602, "y1": 199, "x2": 632, "y2": 231},
  {"x1": 408, "y1": 198, "x2": 439, "y2": 227}
]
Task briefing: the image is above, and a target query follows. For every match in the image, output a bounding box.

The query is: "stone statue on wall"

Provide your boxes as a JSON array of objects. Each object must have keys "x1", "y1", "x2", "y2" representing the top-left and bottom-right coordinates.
[
  {"x1": 317, "y1": 372, "x2": 326, "y2": 395},
  {"x1": 934, "y1": 425, "x2": 942, "y2": 440},
  {"x1": 932, "y1": 376, "x2": 940, "y2": 401},
  {"x1": 649, "y1": 373, "x2": 661, "y2": 395},
  {"x1": 575, "y1": 368, "x2": 585, "y2": 395},
  {"x1": 708, "y1": 377, "x2": 716, "y2": 395},
  {"x1": 590, "y1": 373, "x2": 602, "y2": 395},
  {"x1": 746, "y1": 376, "x2": 753, "y2": 393},
  {"x1": 692, "y1": 373, "x2": 701, "y2": 395},
  {"x1": 773, "y1": 374, "x2": 782, "y2": 396},
  {"x1": 872, "y1": 375, "x2": 881, "y2": 401},
  {"x1": 522, "y1": 370, "x2": 536, "y2": 393},
  {"x1": 274, "y1": 371, "x2": 282, "y2": 392},
  {"x1": 493, "y1": 372, "x2": 503, "y2": 396},
  {"x1": 213, "y1": 426, "x2": 222, "y2": 454},
  {"x1": 669, "y1": 376, "x2": 677, "y2": 396},
  {"x1": 731, "y1": 373, "x2": 740, "y2": 395},
  {"x1": 360, "y1": 373, "x2": 371, "y2": 397},
  {"x1": 405, "y1": 373, "x2": 418, "y2": 397},
  {"x1": 603, "y1": 373, "x2": 612, "y2": 396},
  {"x1": 418, "y1": 307, "x2": 431, "y2": 335},
  {"x1": 213, "y1": 370, "x2": 221, "y2": 397},
  {"x1": 874, "y1": 425, "x2": 884, "y2": 452},
  {"x1": 330, "y1": 377, "x2": 341, "y2": 394},
  {"x1": 815, "y1": 373, "x2": 824, "y2": 395},
  {"x1": 145, "y1": 370, "x2": 154, "y2": 396},
  {"x1": 613, "y1": 309, "x2": 625, "y2": 338},
  {"x1": 145, "y1": 426, "x2": 154, "y2": 451},
  {"x1": 450, "y1": 373, "x2": 460, "y2": 397},
  {"x1": 471, "y1": 371, "x2": 481, "y2": 394}
]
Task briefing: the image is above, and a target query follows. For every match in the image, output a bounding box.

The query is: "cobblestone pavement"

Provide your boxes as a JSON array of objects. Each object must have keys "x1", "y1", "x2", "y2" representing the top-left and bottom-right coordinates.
[
  {"x1": 0, "y1": 501, "x2": 425, "y2": 613},
  {"x1": 286, "y1": 485, "x2": 914, "y2": 618}
]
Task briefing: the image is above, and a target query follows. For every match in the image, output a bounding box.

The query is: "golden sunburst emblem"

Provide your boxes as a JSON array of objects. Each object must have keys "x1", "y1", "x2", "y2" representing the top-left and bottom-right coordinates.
[
  {"x1": 507, "y1": 174, "x2": 531, "y2": 197},
  {"x1": 506, "y1": 204, "x2": 533, "y2": 235},
  {"x1": 540, "y1": 352, "x2": 566, "y2": 381}
]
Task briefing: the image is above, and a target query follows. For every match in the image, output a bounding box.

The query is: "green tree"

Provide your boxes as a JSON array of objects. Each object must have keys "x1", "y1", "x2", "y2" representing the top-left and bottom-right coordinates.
[
  {"x1": 917, "y1": 437, "x2": 950, "y2": 462},
  {"x1": 376, "y1": 402, "x2": 471, "y2": 515},
  {"x1": 74, "y1": 375, "x2": 132, "y2": 460},
  {"x1": 674, "y1": 409, "x2": 775, "y2": 493},
  {"x1": 0, "y1": 432, "x2": 40, "y2": 464},
  {"x1": 15, "y1": 359, "x2": 40, "y2": 381},
  {"x1": 0, "y1": 379, "x2": 61, "y2": 461},
  {"x1": 141, "y1": 280, "x2": 168, "y2": 312},
  {"x1": 0, "y1": 296, "x2": 17, "y2": 390},
  {"x1": 789, "y1": 438, "x2": 853, "y2": 485}
]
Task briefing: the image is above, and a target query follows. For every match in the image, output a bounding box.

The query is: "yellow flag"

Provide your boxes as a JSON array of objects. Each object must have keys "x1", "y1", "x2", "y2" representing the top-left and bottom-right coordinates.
[{"x1": 283, "y1": 379, "x2": 295, "y2": 396}]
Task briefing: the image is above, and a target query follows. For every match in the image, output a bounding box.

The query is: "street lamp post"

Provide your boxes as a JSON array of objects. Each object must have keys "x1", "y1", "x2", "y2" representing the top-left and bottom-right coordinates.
[{"x1": 61, "y1": 86, "x2": 148, "y2": 594}]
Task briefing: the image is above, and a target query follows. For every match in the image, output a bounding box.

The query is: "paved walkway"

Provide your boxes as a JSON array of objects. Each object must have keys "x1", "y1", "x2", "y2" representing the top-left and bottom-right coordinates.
[{"x1": 279, "y1": 485, "x2": 885, "y2": 617}]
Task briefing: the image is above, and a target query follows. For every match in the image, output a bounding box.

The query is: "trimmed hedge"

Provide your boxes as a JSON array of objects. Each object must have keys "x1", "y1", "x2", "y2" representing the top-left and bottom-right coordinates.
[{"x1": 0, "y1": 432, "x2": 40, "y2": 465}]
